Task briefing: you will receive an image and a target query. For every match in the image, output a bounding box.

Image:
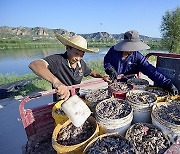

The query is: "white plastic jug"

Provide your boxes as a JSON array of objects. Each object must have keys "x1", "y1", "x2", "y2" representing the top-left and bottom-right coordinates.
[{"x1": 61, "y1": 95, "x2": 91, "y2": 127}]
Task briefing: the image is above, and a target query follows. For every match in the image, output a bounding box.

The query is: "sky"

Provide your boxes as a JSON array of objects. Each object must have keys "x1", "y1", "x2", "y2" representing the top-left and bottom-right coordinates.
[{"x1": 0, "y1": 0, "x2": 179, "y2": 38}]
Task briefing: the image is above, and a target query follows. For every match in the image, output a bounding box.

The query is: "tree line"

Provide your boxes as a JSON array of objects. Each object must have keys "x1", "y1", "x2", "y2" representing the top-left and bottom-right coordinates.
[{"x1": 161, "y1": 7, "x2": 180, "y2": 54}]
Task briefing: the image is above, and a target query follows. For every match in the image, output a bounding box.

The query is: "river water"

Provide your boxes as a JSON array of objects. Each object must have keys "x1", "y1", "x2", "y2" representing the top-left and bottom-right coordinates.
[{"x1": 0, "y1": 48, "x2": 161, "y2": 75}]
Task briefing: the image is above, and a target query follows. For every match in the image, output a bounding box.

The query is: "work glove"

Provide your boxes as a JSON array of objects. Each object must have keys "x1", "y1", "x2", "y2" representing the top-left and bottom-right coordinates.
[
  {"x1": 167, "y1": 84, "x2": 179, "y2": 95},
  {"x1": 105, "y1": 66, "x2": 118, "y2": 81}
]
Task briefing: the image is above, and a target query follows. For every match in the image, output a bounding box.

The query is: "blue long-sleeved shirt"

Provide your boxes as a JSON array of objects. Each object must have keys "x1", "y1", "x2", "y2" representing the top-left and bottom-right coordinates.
[{"x1": 104, "y1": 46, "x2": 172, "y2": 88}]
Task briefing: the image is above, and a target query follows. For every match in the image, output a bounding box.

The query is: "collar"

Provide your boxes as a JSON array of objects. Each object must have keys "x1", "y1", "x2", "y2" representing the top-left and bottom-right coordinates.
[{"x1": 67, "y1": 59, "x2": 81, "y2": 68}]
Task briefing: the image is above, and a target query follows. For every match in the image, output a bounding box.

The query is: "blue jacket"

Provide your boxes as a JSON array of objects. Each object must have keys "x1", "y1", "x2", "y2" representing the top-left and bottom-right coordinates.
[{"x1": 104, "y1": 46, "x2": 171, "y2": 88}]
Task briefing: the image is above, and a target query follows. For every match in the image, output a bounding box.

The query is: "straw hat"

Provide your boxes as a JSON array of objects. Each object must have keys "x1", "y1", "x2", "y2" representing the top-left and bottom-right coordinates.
[
  {"x1": 114, "y1": 30, "x2": 150, "y2": 51},
  {"x1": 56, "y1": 34, "x2": 99, "y2": 53}
]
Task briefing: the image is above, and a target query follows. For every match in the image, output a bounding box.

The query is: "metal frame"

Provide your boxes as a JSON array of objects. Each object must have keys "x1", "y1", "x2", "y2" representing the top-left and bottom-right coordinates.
[
  {"x1": 146, "y1": 52, "x2": 180, "y2": 59},
  {"x1": 19, "y1": 79, "x2": 105, "y2": 139}
]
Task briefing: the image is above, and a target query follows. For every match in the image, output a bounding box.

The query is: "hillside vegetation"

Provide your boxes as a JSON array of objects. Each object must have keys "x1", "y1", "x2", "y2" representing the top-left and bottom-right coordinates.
[{"x1": 0, "y1": 26, "x2": 162, "y2": 50}]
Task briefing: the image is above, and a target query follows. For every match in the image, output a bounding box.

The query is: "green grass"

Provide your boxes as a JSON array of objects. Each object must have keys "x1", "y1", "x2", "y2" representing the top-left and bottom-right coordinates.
[
  {"x1": 0, "y1": 73, "x2": 35, "y2": 84},
  {"x1": 147, "y1": 56, "x2": 157, "y2": 62},
  {"x1": 87, "y1": 58, "x2": 105, "y2": 74},
  {"x1": 0, "y1": 42, "x2": 63, "y2": 49},
  {"x1": 0, "y1": 39, "x2": 166, "y2": 50},
  {"x1": 14, "y1": 78, "x2": 51, "y2": 96},
  {"x1": 82, "y1": 58, "x2": 106, "y2": 80}
]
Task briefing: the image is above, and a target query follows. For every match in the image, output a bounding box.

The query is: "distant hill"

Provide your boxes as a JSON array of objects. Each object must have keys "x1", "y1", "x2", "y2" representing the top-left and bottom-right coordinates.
[
  {"x1": 0, "y1": 26, "x2": 161, "y2": 42},
  {"x1": 81, "y1": 32, "x2": 161, "y2": 42}
]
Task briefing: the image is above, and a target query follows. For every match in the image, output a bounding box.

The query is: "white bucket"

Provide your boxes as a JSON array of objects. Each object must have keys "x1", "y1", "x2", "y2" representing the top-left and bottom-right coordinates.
[
  {"x1": 132, "y1": 107, "x2": 151, "y2": 123},
  {"x1": 95, "y1": 98, "x2": 133, "y2": 136},
  {"x1": 83, "y1": 133, "x2": 135, "y2": 154},
  {"x1": 84, "y1": 88, "x2": 112, "y2": 113},
  {"x1": 126, "y1": 90, "x2": 157, "y2": 123},
  {"x1": 144, "y1": 86, "x2": 169, "y2": 102},
  {"x1": 151, "y1": 102, "x2": 180, "y2": 142},
  {"x1": 127, "y1": 78, "x2": 149, "y2": 90},
  {"x1": 125, "y1": 123, "x2": 171, "y2": 154},
  {"x1": 61, "y1": 95, "x2": 91, "y2": 127}
]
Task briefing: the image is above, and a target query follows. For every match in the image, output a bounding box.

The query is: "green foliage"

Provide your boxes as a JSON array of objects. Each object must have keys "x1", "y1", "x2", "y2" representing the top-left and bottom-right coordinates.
[
  {"x1": 12, "y1": 78, "x2": 51, "y2": 96},
  {"x1": 87, "y1": 59, "x2": 105, "y2": 74},
  {"x1": 83, "y1": 59, "x2": 105, "y2": 80},
  {"x1": 0, "y1": 39, "x2": 63, "y2": 49},
  {"x1": 160, "y1": 7, "x2": 180, "y2": 53},
  {"x1": 0, "y1": 38, "x2": 163, "y2": 50},
  {"x1": 147, "y1": 40, "x2": 166, "y2": 50},
  {"x1": 0, "y1": 73, "x2": 35, "y2": 85}
]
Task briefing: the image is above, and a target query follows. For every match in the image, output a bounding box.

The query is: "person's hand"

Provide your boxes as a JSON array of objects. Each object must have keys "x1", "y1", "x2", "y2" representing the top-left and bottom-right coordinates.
[
  {"x1": 53, "y1": 81, "x2": 70, "y2": 100},
  {"x1": 117, "y1": 74, "x2": 125, "y2": 80},
  {"x1": 167, "y1": 84, "x2": 179, "y2": 96},
  {"x1": 102, "y1": 75, "x2": 112, "y2": 84},
  {"x1": 105, "y1": 66, "x2": 118, "y2": 81}
]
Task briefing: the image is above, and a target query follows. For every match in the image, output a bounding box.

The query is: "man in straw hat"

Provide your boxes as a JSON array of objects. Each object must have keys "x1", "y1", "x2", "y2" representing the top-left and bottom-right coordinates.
[
  {"x1": 104, "y1": 30, "x2": 178, "y2": 95},
  {"x1": 29, "y1": 34, "x2": 111, "y2": 101}
]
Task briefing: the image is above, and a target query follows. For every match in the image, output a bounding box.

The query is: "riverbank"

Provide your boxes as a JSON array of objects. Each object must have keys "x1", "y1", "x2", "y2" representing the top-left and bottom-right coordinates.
[
  {"x1": 0, "y1": 40, "x2": 164, "y2": 50},
  {"x1": 0, "y1": 40, "x2": 114, "y2": 50}
]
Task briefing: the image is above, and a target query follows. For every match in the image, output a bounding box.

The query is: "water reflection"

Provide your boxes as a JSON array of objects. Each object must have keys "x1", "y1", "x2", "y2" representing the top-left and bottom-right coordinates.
[{"x1": 0, "y1": 48, "x2": 64, "y2": 60}]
